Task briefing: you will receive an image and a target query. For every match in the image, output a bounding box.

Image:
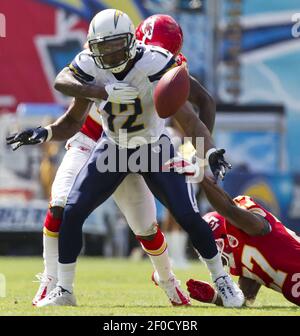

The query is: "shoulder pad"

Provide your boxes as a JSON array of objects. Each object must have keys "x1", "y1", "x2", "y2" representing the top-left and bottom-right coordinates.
[
  {"x1": 69, "y1": 50, "x2": 95, "y2": 82},
  {"x1": 136, "y1": 44, "x2": 177, "y2": 81}
]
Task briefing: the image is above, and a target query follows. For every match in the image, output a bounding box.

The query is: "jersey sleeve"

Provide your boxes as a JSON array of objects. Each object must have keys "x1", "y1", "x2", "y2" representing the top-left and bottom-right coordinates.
[
  {"x1": 69, "y1": 50, "x2": 95, "y2": 83},
  {"x1": 234, "y1": 195, "x2": 268, "y2": 217},
  {"x1": 143, "y1": 46, "x2": 178, "y2": 83}
]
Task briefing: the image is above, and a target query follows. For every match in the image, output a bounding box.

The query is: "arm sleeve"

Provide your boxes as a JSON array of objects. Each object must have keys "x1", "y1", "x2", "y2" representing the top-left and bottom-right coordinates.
[{"x1": 69, "y1": 51, "x2": 95, "y2": 83}]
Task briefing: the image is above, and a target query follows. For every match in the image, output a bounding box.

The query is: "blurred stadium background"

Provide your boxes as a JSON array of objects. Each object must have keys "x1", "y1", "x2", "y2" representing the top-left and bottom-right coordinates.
[{"x1": 0, "y1": 0, "x2": 300, "y2": 260}]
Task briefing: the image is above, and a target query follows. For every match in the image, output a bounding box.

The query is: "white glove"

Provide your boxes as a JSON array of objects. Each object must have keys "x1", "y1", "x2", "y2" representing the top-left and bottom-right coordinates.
[{"x1": 105, "y1": 83, "x2": 139, "y2": 104}]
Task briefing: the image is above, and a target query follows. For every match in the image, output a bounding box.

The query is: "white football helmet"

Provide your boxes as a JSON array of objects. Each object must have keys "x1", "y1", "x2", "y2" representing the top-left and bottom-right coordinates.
[{"x1": 87, "y1": 9, "x2": 137, "y2": 73}]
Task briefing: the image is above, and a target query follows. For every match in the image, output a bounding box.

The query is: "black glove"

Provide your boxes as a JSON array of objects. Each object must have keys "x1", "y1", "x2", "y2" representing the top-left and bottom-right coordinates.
[
  {"x1": 207, "y1": 148, "x2": 232, "y2": 181},
  {"x1": 6, "y1": 126, "x2": 49, "y2": 151}
]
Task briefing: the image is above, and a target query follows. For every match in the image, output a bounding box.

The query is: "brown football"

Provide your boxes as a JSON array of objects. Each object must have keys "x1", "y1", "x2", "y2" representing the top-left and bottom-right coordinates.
[{"x1": 154, "y1": 65, "x2": 190, "y2": 119}]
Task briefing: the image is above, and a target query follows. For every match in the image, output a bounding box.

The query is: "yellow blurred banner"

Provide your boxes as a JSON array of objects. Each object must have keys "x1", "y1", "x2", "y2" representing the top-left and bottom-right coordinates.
[
  {"x1": 39, "y1": 0, "x2": 145, "y2": 25},
  {"x1": 51, "y1": 0, "x2": 85, "y2": 11},
  {"x1": 94, "y1": 0, "x2": 144, "y2": 25}
]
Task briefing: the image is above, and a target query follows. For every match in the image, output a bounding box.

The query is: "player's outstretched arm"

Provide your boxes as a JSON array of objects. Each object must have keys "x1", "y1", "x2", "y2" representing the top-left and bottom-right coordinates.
[
  {"x1": 54, "y1": 67, "x2": 108, "y2": 100},
  {"x1": 201, "y1": 176, "x2": 271, "y2": 236},
  {"x1": 173, "y1": 102, "x2": 231, "y2": 180},
  {"x1": 6, "y1": 98, "x2": 92, "y2": 150},
  {"x1": 47, "y1": 97, "x2": 92, "y2": 141},
  {"x1": 54, "y1": 68, "x2": 139, "y2": 104},
  {"x1": 188, "y1": 76, "x2": 216, "y2": 133},
  {"x1": 174, "y1": 101, "x2": 214, "y2": 154}
]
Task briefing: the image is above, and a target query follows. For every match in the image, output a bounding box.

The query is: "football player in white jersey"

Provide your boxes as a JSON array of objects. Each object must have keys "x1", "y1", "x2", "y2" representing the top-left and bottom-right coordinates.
[
  {"x1": 7, "y1": 14, "x2": 214, "y2": 308},
  {"x1": 7, "y1": 9, "x2": 244, "y2": 308},
  {"x1": 8, "y1": 18, "x2": 193, "y2": 307}
]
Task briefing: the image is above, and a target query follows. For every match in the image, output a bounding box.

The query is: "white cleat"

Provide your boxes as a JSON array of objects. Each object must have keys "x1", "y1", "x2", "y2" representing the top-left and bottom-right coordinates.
[
  {"x1": 152, "y1": 271, "x2": 191, "y2": 306},
  {"x1": 214, "y1": 274, "x2": 245, "y2": 308},
  {"x1": 32, "y1": 273, "x2": 57, "y2": 306},
  {"x1": 36, "y1": 286, "x2": 77, "y2": 307}
]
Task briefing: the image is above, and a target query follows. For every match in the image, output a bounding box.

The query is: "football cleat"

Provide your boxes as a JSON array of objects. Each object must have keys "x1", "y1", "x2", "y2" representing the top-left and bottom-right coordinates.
[
  {"x1": 32, "y1": 273, "x2": 57, "y2": 306},
  {"x1": 36, "y1": 286, "x2": 77, "y2": 307},
  {"x1": 152, "y1": 271, "x2": 191, "y2": 306},
  {"x1": 186, "y1": 279, "x2": 218, "y2": 304},
  {"x1": 214, "y1": 274, "x2": 245, "y2": 308}
]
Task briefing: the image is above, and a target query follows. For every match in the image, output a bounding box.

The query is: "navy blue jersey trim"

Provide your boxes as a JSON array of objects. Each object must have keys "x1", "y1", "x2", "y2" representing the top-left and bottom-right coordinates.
[
  {"x1": 148, "y1": 57, "x2": 177, "y2": 83},
  {"x1": 69, "y1": 60, "x2": 94, "y2": 82}
]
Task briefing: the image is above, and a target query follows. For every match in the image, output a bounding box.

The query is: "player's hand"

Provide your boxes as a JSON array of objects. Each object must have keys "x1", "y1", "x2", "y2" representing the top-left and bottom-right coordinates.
[
  {"x1": 206, "y1": 148, "x2": 232, "y2": 181},
  {"x1": 186, "y1": 279, "x2": 218, "y2": 304},
  {"x1": 105, "y1": 83, "x2": 139, "y2": 104},
  {"x1": 6, "y1": 127, "x2": 49, "y2": 151}
]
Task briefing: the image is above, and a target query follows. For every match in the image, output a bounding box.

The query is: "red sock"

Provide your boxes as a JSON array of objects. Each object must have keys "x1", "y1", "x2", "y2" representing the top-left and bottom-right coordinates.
[
  {"x1": 137, "y1": 228, "x2": 167, "y2": 256},
  {"x1": 43, "y1": 210, "x2": 61, "y2": 237}
]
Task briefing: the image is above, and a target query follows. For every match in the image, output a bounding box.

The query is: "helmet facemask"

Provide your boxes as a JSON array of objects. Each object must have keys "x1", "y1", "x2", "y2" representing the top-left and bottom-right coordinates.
[{"x1": 89, "y1": 33, "x2": 136, "y2": 73}]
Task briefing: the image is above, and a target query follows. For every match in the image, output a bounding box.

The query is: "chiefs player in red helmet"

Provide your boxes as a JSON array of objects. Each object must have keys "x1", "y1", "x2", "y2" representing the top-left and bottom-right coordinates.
[
  {"x1": 136, "y1": 14, "x2": 183, "y2": 55},
  {"x1": 187, "y1": 176, "x2": 300, "y2": 306},
  {"x1": 136, "y1": 14, "x2": 187, "y2": 68}
]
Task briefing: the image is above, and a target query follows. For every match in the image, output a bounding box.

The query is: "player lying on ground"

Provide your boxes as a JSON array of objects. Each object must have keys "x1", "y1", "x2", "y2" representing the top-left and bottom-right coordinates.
[
  {"x1": 7, "y1": 14, "x2": 218, "y2": 308},
  {"x1": 186, "y1": 176, "x2": 300, "y2": 306},
  {"x1": 7, "y1": 10, "x2": 243, "y2": 308}
]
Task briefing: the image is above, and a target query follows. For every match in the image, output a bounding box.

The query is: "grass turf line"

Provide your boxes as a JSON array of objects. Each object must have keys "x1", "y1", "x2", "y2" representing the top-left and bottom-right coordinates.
[{"x1": 0, "y1": 257, "x2": 299, "y2": 316}]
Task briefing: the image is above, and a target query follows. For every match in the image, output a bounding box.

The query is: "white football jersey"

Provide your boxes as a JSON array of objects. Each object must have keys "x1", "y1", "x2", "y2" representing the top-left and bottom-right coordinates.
[{"x1": 69, "y1": 44, "x2": 177, "y2": 148}]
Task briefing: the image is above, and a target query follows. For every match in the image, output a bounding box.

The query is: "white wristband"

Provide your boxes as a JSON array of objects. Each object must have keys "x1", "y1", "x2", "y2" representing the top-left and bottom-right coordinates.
[
  {"x1": 45, "y1": 126, "x2": 53, "y2": 142},
  {"x1": 205, "y1": 148, "x2": 217, "y2": 161}
]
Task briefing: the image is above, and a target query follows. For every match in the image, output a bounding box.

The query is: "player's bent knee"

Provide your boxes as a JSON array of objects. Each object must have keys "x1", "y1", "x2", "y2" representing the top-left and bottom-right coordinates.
[
  {"x1": 133, "y1": 222, "x2": 158, "y2": 239},
  {"x1": 174, "y1": 212, "x2": 198, "y2": 229},
  {"x1": 63, "y1": 204, "x2": 87, "y2": 228}
]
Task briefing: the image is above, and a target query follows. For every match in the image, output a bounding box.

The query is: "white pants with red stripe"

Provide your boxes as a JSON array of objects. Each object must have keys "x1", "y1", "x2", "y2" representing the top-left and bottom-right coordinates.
[{"x1": 50, "y1": 132, "x2": 157, "y2": 236}]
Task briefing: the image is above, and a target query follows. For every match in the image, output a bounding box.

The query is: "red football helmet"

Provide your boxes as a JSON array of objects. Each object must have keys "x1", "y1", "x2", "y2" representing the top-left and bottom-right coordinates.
[
  {"x1": 135, "y1": 14, "x2": 183, "y2": 56},
  {"x1": 203, "y1": 212, "x2": 236, "y2": 267}
]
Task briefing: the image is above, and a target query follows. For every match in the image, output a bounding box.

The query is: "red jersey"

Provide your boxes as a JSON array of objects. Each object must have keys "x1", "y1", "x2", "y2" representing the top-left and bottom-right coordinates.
[
  {"x1": 225, "y1": 196, "x2": 300, "y2": 305},
  {"x1": 79, "y1": 104, "x2": 103, "y2": 142}
]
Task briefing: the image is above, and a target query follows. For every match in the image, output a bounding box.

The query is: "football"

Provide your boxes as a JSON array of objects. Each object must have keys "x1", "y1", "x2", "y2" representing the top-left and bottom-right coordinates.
[{"x1": 154, "y1": 65, "x2": 190, "y2": 119}]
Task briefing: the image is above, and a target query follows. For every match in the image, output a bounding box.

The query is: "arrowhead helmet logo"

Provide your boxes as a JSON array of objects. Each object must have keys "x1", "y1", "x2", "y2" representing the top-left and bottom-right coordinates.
[{"x1": 141, "y1": 16, "x2": 157, "y2": 42}]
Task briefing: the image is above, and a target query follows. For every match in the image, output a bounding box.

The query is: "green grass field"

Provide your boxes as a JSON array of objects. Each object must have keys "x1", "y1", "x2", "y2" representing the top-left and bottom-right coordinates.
[{"x1": 0, "y1": 257, "x2": 299, "y2": 316}]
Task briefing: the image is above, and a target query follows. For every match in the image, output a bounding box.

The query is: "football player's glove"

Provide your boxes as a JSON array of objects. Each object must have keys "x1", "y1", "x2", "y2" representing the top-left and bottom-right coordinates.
[
  {"x1": 6, "y1": 126, "x2": 49, "y2": 151},
  {"x1": 105, "y1": 83, "x2": 139, "y2": 104},
  {"x1": 186, "y1": 279, "x2": 218, "y2": 304},
  {"x1": 206, "y1": 148, "x2": 232, "y2": 181}
]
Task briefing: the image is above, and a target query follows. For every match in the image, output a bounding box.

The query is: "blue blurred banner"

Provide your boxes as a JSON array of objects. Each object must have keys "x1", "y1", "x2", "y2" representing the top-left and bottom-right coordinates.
[
  {"x1": 219, "y1": 0, "x2": 300, "y2": 172},
  {"x1": 214, "y1": 104, "x2": 286, "y2": 173},
  {"x1": 37, "y1": 0, "x2": 148, "y2": 24}
]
